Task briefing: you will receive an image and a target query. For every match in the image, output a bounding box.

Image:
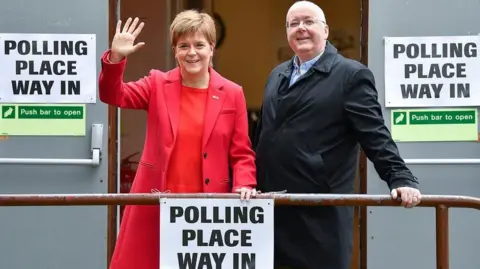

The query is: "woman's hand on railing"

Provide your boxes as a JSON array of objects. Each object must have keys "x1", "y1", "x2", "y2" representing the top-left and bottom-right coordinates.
[{"x1": 235, "y1": 187, "x2": 259, "y2": 201}]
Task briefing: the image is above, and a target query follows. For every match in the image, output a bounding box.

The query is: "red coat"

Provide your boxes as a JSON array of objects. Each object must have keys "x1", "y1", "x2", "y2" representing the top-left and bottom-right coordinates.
[{"x1": 98, "y1": 50, "x2": 257, "y2": 269}]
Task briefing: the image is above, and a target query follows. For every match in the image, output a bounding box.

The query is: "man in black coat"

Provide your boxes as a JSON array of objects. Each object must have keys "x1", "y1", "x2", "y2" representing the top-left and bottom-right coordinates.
[{"x1": 253, "y1": 1, "x2": 422, "y2": 269}]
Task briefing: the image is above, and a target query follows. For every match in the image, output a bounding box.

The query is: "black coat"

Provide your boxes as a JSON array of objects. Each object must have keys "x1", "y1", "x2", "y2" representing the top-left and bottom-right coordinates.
[{"x1": 253, "y1": 42, "x2": 419, "y2": 269}]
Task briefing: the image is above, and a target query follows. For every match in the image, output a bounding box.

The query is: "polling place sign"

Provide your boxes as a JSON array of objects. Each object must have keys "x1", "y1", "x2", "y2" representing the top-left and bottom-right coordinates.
[
  {"x1": 384, "y1": 35, "x2": 480, "y2": 107},
  {"x1": 160, "y1": 198, "x2": 274, "y2": 269},
  {"x1": 0, "y1": 33, "x2": 96, "y2": 103}
]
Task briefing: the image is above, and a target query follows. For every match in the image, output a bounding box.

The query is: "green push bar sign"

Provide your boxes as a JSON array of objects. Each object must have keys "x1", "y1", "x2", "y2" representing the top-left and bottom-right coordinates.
[
  {"x1": 391, "y1": 108, "x2": 478, "y2": 142},
  {"x1": 0, "y1": 104, "x2": 86, "y2": 136}
]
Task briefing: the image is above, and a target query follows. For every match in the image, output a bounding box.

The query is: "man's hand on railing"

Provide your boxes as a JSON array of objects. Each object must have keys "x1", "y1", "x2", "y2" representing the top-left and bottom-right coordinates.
[{"x1": 391, "y1": 187, "x2": 422, "y2": 208}]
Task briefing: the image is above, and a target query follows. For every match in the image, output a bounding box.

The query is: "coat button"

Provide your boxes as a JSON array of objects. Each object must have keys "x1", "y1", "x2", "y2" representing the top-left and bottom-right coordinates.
[
  {"x1": 205, "y1": 178, "x2": 210, "y2": 184},
  {"x1": 203, "y1": 153, "x2": 207, "y2": 159}
]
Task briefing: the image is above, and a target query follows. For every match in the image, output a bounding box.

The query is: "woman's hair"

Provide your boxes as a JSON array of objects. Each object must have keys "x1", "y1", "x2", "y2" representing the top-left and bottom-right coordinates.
[{"x1": 170, "y1": 9, "x2": 216, "y2": 47}]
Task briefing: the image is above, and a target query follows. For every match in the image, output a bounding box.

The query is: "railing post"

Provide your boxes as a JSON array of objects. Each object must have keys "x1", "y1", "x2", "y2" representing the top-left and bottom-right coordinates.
[{"x1": 436, "y1": 205, "x2": 449, "y2": 269}]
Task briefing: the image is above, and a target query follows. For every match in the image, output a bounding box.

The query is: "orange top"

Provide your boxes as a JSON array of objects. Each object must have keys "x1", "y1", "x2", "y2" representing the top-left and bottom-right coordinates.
[{"x1": 165, "y1": 85, "x2": 208, "y2": 193}]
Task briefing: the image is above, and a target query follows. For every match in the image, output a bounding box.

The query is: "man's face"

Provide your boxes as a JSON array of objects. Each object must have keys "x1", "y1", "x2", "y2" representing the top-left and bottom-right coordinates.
[{"x1": 286, "y1": 5, "x2": 328, "y2": 60}]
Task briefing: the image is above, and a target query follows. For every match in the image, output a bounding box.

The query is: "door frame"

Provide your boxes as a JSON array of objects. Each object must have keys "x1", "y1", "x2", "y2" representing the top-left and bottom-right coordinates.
[
  {"x1": 358, "y1": 1, "x2": 369, "y2": 268},
  {"x1": 105, "y1": 0, "x2": 370, "y2": 267},
  {"x1": 106, "y1": 1, "x2": 118, "y2": 267}
]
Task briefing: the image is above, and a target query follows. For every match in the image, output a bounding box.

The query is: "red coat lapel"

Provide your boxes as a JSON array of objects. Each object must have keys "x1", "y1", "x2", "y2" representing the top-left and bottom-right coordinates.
[
  {"x1": 202, "y1": 67, "x2": 226, "y2": 147},
  {"x1": 164, "y1": 68, "x2": 182, "y2": 142}
]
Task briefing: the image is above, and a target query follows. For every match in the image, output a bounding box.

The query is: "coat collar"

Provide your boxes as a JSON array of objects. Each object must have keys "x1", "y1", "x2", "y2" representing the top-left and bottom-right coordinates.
[{"x1": 280, "y1": 41, "x2": 338, "y2": 77}]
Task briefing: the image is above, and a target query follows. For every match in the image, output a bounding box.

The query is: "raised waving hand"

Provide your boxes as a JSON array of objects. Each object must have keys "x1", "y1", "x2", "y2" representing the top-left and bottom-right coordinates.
[{"x1": 109, "y1": 17, "x2": 145, "y2": 63}]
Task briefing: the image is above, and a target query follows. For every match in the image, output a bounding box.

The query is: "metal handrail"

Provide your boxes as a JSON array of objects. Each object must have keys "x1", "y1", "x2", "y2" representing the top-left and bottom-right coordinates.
[
  {"x1": 0, "y1": 193, "x2": 478, "y2": 207},
  {"x1": 1, "y1": 193, "x2": 479, "y2": 269}
]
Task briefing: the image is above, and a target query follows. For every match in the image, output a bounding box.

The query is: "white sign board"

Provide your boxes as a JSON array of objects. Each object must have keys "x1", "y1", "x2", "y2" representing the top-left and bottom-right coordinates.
[
  {"x1": 160, "y1": 198, "x2": 274, "y2": 269},
  {"x1": 0, "y1": 33, "x2": 97, "y2": 103},
  {"x1": 384, "y1": 35, "x2": 480, "y2": 107}
]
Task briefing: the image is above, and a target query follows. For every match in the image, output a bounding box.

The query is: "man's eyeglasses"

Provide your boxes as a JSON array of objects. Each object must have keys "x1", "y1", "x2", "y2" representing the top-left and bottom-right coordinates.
[{"x1": 286, "y1": 19, "x2": 325, "y2": 28}]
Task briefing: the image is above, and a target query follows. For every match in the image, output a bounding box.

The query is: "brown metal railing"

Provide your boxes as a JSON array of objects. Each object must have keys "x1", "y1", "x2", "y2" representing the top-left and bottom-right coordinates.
[{"x1": 1, "y1": 193, "x2": 479, "y2": 269}]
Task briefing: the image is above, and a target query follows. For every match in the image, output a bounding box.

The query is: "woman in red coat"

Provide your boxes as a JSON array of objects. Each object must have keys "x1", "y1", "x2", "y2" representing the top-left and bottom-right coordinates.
[{"x1": 99, "y1": 10, "x2": 258, "y2": 269}]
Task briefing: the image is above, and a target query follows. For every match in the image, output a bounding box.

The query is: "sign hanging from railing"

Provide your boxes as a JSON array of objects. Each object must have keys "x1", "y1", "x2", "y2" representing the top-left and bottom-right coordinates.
[{"x1": 160, "y1": 198, "x2": 274, "y2": 269}]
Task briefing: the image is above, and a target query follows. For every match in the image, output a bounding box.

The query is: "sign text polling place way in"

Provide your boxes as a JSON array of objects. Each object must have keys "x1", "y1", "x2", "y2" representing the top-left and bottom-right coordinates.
[
  {"x1": 0, "y1": 33, "x2": 96, "y2": 103},
  {"x1": 160, "y1": 198, "x2": 274, "y2": 269},
  {"x1": 384, "y1": 35, "x2": 480, "y2": 107},
  {"x1": 390, "y1": 108, "x2": 478, "y2": 142},
  {"x1": 0, "y1": 104, "x2": 86, "y2": 136}
]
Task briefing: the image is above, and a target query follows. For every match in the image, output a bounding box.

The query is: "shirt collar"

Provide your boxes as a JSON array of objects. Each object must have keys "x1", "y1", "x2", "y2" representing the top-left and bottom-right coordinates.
[{"x1": 292, "y1": 50, "x2": 325, "y2": 70}]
